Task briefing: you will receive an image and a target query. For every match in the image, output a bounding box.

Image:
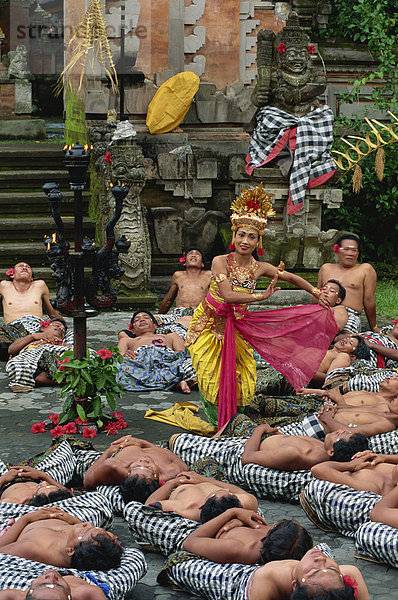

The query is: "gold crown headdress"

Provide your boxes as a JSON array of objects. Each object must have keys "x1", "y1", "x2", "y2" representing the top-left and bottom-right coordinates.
[
  {"x1": 332, "y1": 111, "x2": 398, "y2": 193},
  {"x1": 230, "y1": 183, "x2": 275, "y2": 256}
]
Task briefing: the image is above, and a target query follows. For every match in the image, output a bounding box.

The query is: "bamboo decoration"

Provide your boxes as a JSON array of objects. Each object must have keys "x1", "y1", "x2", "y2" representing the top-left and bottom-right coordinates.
[
  {"x1": 56, "y1": 0, "x2": 118, "y2": 95},
  {"x1": 332, "y1": 111, "x2": 398, "y2": 193}
]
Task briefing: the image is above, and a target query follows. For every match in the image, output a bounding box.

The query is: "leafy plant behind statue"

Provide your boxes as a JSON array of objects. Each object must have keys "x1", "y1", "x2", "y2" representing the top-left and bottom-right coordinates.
[{"x1": 54, "y1": 345, "x2": 124, "y2": 427}]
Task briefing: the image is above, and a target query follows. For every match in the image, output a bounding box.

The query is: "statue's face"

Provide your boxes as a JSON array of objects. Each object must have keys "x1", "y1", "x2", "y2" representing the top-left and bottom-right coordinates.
[
  {"x1": 110, "y1": 145, "x2": 146, "y2": 186},
  {"x1": 280, "y1": 47, "x2": 309, "y2": 74}
]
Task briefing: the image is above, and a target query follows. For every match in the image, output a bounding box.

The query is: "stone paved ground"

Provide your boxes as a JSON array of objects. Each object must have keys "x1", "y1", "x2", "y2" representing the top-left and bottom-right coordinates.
[{"x1": 0, "y1": 311, "x2": 397, "y2": 599}]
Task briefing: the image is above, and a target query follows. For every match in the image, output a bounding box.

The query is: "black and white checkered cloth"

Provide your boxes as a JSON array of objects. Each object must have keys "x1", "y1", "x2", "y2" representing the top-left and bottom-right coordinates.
[
  {"x1": 0, "y1": 440, "x2": 76, "y2": 485},
  {"x1": 300, "y1": 479, "x2": 380, "y2": 537},
  {"x1": 0, "y1": 491, "x2": 114, "y2": 532},
  {"x1": 6, "y1": 341, "x2": 71, "y2": 389},
  {"x1": 280, "y1": 413, "x2": 325, "y2": 440},
  {"x1": 170, "y1": 434, "x2": 246, "y2": 485},
  {"x1": 243, "y1": 463, "x2": 314, "y2": 503},
  {"x1": 246, "y1": 106, "x2": 335, "y2": 213},
  {"x1": 369, "y1": 431, "x2": 398, "y2": 454},
  {"x1": 124, "y1": 501, "x2": 198, "y2": 555},
  {"x1": 0, "y1": 549, "x2": 147, "y2": 599},
  {"x1": 343, "y1": 308, "x2": 361, "y2": 334},
  {"x1": 355, "y1": 520, "x2": 398, "y2": 568}
]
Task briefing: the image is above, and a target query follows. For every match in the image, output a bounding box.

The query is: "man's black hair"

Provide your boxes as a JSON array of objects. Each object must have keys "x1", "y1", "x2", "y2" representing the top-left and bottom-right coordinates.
[
  {"x1": 185, "y1": 246, "x2": 205, "y2": 262},
  {"x1": 351, "y1": 336, "x2": 371, "y2": 361},
  {"x1": 70, "y1": 532, "x2": 123, "y2": 571},
  {"x1": 260, "y1": 520, "x2": 313, "y2": 565},
  {"x1": 28, "y1": 487, "x2": 73, "y2": 507},
  {"x1": 291, "y1": 581, "x2": 354, "y2": 599},
  {"x1": 331, "y1": 433, "x2": 369, "y2": 463},
  {"x1": 39, "y1": 318, "x2": 68, "y2": 332},
  {"x1": 336, "y1": 234, "x2": 360, "y2": 250},
  {"x1": 200, "y1": 493, "x2": 242, "y2": 524},
  {"x1": 326, "y1": 279, "x2": 346, "y2": 302},
  {"x1": 130, "y1": 310, "x2": 158, "y2": 329},
  {"x1": 120, "y1": 474, "x2": 160, "y2": 504}
]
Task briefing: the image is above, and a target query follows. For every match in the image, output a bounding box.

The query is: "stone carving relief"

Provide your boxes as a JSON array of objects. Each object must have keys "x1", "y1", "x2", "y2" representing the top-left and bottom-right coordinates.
[
  {"x1": 239, "y1": 1, "x2": 260, "y2": 84},
  {"x1": 184, "y1": 0, "x2": 206, "y2": 78},
  {"x1": 184, "y1": 0, "x2": 206, "y2": 25}
]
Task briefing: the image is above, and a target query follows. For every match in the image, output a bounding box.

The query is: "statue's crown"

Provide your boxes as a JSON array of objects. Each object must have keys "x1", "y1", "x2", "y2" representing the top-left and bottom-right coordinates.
[{"x1": 275, "y1": 12, "x2": 310, "y2": 48}]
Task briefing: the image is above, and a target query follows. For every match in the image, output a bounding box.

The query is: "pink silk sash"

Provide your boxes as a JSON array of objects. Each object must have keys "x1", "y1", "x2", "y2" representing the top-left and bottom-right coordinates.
[{"x1": 205, "y1": 294, "x2": 338, "y2": 429}]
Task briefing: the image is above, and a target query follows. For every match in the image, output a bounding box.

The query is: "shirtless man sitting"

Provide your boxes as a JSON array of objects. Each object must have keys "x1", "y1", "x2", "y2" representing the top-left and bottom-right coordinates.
[
  {"x1": 117, "y1": 310, "x2": 195, "y2": 393},
  {"x1": 158, "y1": 247, "x2": 211, "y2": 316},
  {"x1": 311, "y1": 449, "x2": 398, "y2": 496},
  {"x1": 0, "y1": 465, "x2": 73, "y2": 506},
  {"x1": 0, "y1": 263, "x2": 62, "y2": 360},
  {"x1": 144, "y1": 470, "x2": 258, "y2": 522},
  {"x1": 0, "y1": 568, "x2": 107, "y2": 600},
  {"x1": 0, "y1": 506, "x2": 122, "y2": 570},
  {"x1": 0, "y1": 263, "x2": 61, "y2": 325},
  {"x1": 83, "y1": 435, "x2": 188, "y2": 503},
  {"x1": 240, "y1": 423, "x2": 368, "y2": 471},
  {"x1": 182, "y1": 507, "x2": 312, "y2": 565},
  {"x1": 315, "y1": 234, "x2": 377, "y2": 333}
]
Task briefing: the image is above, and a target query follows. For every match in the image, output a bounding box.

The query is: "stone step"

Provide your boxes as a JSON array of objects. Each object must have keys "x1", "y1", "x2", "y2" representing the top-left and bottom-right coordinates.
[
  {"x1": 0, "y1": 170, "x2": 73, "y2": 190},
  {"x1": 0, "y1": 216, "x2": 95, "y2": 241},
  {"x1": 0, "y1": 191, "x2": 89, "y2": 215}
]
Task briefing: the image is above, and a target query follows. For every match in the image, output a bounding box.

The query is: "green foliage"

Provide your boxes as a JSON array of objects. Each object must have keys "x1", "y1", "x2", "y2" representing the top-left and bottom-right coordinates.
[
  {"x1": 54, "y1": 345, "x2": 124, "y2": 426},
  {"x1": 324, "y1": 126, "x2": 398, "y2": 262},
  {"x1": 317, "y1": 0, "x2": 397, "y2": 111},
  {"x1": 375, "y1": 279, "x2": 398, "y2": 318}
]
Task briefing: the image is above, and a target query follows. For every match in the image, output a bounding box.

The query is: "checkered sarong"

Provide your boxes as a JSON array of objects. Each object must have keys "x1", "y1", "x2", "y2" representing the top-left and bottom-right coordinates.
[
  {"x1": 0, "y1": 440, "x2": 76, "y2": 487},
  {"x1": 368, "y1": 431, "x2": 398, "y2": 454},
  {"x1": 0, "y1": 491, "x2": 113, "y2": 531},
  {"x1": 124, "y1": 501, "x2": 198, "y2": 555},
  {"x1": 355, "y1": 521, "x2": 398, "y2": 568},
  {"x1": 343, "y1": 308, "x2": 361, "y2": 334},
  {"x1": 0, "y1": 549, "x2": 146, "y2": 599},
  {"x1": 169, "y1": 433, "x2": 245, "y2": 485},
  {"x1": 6, "y1": 341, "x2": 72, "y2": 389},
  {"x1": 280, "y1": 412, "x2": 325, "y2": 439},
  {"x1": 300, "y1": 479, "x2": 380, "y2": 537},
  {"x1": 243, "y1": 463, "x2": 314, "y2": 503},
  {"x1": 246, "y1": 106, "x2": 335, "y2": 213}
]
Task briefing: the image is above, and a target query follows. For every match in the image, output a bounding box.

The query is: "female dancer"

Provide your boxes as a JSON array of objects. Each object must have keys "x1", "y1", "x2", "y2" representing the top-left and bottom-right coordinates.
[{"x1": 186, "y1": 184, "x2": 338, "y2": 428}]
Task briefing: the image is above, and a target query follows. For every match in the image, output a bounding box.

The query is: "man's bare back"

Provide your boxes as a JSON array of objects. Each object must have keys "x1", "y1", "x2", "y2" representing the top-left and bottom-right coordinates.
[{"x1": 83, "y1": 436, "x2": 188, "y2": 489}]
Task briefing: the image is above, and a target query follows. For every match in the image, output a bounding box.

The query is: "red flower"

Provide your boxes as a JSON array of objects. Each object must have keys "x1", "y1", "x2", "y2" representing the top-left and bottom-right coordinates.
[
  {"x1": 48, "y1": 413, "x2": 59, "y2": 425},
  {"x1": 96, "y1": 346, "x2": 113, "y2": 360},
  {"x1": 392, "y1": 319, "x2": 398, "y2": 325},
  {"x1": 277, "y1": 42, "x2": 286, "y2": 54},
  {"x1": 39, "y1": 320, "x2": 51, "y2": 329},
  {"x1": 57, "y1": 356, "x2": 70, "y2": 371},
  {"x1": 50, "y1": 425, "x2": 64, "y2": 437},
  {"x1": 128, "y1": 323, "x2": 134, "y2": 331},
  {"x1": 115, "y1": 419, "x2": 128, "y2": 430},
  {"x1": 62, "y1": 422, "x2": 77, "y2": 434},
  {"x1": 31, "y1": 421, "x2": 46, "y2": 434},
  {"x1": 105, "y1": 422, "x2": 119, "y2": 435},
  {"x1": 179, "y1": 252, "x2": 186, "y2": 264},
  {"x1": 104, "y1": 152, "x2": 112, "y2": 163},
  {"x1": 112, "y1": 411, "x2": 124, "y2": 420},
  {"x1": 332, "y1": 243, "x2": 340, "y2": 255},
  {"x1": 246, "y1": 199, "x2": 259, "y2": 211},
  {"x1": 343, "y1": 575, "x2": 358, "y2": 598},
  {"x1": 5, "y1": 268, "x2": 14, "y2": 279},
  {"x1": 82, "y1": 427, "x2": 97, "y2": 438},
  {"x1": 308, "y1": 44, "x2": 316, "y2": 55},
  {"x1": 76, "y1": 416, "x2": 88, "y2": 425}
]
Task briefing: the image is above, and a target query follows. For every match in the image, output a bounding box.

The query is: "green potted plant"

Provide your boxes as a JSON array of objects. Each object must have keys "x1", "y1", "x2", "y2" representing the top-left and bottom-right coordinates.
[{"x1": 54, "y1": 345, "x2": 124, "y2": 428}]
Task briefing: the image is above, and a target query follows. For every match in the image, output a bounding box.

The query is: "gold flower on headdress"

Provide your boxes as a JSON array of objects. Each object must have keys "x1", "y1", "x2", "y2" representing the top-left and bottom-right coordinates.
[{"x1": 230, "y1": 183, "x2": 275, "y2": 235}]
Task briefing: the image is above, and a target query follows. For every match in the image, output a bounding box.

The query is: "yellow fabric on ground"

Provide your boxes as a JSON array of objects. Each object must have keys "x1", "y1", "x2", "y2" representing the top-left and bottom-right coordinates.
[{"x1": 145, "y1": 401, "x2": 216, "y2": 435}]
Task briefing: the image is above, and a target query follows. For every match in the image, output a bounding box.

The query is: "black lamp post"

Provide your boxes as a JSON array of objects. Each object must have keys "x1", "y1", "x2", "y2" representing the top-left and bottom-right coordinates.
[{"x1": 43, "y1": 143, "x2": 130, "y2": 360}]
